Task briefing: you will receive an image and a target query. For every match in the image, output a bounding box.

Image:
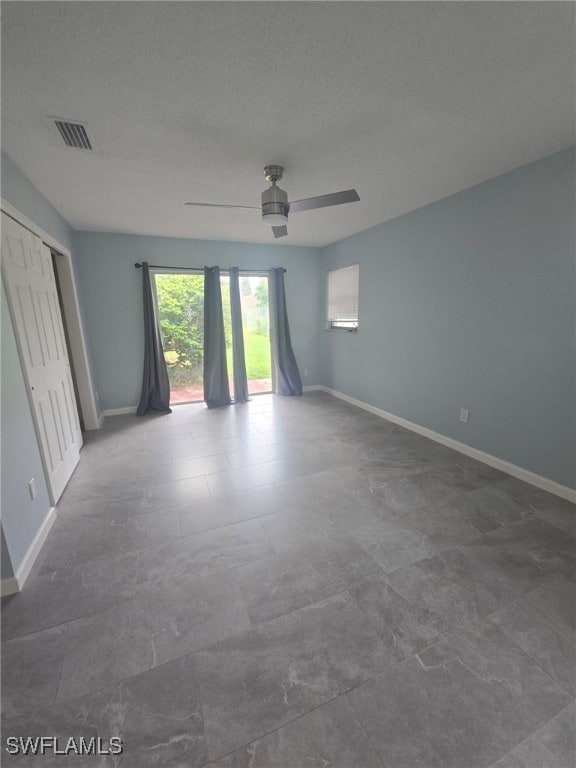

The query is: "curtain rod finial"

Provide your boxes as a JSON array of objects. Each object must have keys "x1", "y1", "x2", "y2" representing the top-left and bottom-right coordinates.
[{"x1": 135, "y1": 263, "x2": 142, "y2": 268}]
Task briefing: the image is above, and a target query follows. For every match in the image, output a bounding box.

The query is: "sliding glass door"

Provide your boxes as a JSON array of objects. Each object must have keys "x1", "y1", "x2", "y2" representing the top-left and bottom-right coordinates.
[{"x1": 154, "y1": 270, "x2": 272, "y2": 405}]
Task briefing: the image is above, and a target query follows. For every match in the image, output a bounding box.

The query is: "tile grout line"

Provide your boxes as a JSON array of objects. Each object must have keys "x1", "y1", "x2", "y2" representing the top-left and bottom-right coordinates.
[
  {"x1": 15, "y1": 590, "x2": 383, "y2": 717},
  {"x1": 203, "y1": 681, "x2": 385, "y2": 766},
  {"x1": 485, "y1": 612, "x2": 576, "y2": 698},
  {"x1": 485, "y1": 699, "x2": 576, "y2": 768}
]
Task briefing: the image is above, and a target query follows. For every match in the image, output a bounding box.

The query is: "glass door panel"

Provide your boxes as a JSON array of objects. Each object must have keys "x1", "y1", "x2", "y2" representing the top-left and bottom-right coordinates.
[
  {"x1": 239, "y1": 275, "x2": 272, "y2": 395},
  {"x1": 154, "y1": 272, "x2": 205, "y2": 404}
]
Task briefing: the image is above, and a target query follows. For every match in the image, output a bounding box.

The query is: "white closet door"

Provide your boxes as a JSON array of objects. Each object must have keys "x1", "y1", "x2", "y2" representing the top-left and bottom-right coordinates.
[{"x1": 2, "y1": 213, "x2": 82, "y2": 503}]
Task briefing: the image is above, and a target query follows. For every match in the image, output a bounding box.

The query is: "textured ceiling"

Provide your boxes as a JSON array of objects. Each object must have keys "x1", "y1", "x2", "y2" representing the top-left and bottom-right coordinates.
[{"x1": 1, "y1": 1, "x2": 574, "y2": 247}]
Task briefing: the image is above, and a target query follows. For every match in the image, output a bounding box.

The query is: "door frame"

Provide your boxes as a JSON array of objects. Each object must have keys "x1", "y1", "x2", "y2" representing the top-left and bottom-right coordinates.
[
  {"x1": 152, "y1": 268, "x2": 274, "y2": 404},
  {"x1": 1, "y1": 198, "x2": 100, "y2": 430}
]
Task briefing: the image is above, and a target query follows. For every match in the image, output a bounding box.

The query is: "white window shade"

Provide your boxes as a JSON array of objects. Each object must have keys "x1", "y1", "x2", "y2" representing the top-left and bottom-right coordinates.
[{"x1": 327, "y1": 264, "x2": 359, "y2": 329}]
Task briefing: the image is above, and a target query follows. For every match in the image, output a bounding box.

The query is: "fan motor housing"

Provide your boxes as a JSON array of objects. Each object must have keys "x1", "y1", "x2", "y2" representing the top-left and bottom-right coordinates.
[{"x1": 261, "y1": 184, "x2": 289, "y2": 222}]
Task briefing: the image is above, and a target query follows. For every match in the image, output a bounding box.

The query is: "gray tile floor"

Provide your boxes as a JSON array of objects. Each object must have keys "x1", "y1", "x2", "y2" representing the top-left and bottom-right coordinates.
[{"x1": 2, "y1": 392, "x2": 575, "y2": 767}]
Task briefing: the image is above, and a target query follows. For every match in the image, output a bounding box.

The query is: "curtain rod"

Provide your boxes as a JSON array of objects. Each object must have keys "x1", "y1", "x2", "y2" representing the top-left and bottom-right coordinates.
[{"x1": 134, "y1": 263, "x2": 286, "y2": 273}]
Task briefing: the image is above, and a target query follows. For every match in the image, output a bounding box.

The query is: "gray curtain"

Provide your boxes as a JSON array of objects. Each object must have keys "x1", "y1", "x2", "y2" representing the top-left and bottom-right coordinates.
[
  {"x1": 269, "y1": 268, "x2": 303, "y2": 396},
  {"x1": 203, "y1": 266, "x2": 232, "y2": 408},
  {"x1": 229, "y1": 267, "x2": 249, "y2": 403},
  {"x1": 137, "y1": 262, "x2": 172, "y2": 415}
]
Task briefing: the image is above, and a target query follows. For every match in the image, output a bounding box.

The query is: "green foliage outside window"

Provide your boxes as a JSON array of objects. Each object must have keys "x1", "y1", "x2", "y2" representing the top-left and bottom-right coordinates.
[
  {"x1": 155, "y1": 272, "x2": 271, "y2": 387},
  {"x1": 155, "y1": 273, "x2": 231, "y2": 366}
]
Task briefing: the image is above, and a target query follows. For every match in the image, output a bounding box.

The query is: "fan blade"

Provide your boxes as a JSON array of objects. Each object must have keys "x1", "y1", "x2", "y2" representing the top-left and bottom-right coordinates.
[
  {"x1": 272, "y1": 226, "x2": 288, "y2": 239},
  {"x1": 288, "y1": 189, "x2": 360, "y2": 213},
  {"x1": 184, "y1": 202, "x2": 259, "y2": 210}
]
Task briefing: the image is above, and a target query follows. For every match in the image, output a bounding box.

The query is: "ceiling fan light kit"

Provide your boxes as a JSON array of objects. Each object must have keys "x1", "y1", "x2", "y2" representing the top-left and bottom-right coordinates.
[
  {"x1": 184, "y1": 164, "x2": 359, "y2": 239},
  {"x1": 263, "y1": 211, "x2": 289, "y2": 227}
]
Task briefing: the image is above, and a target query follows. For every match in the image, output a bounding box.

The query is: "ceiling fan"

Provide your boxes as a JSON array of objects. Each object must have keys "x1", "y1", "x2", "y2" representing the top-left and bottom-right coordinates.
[{"x1": 185, "y1": 165, "x2": 360, "y2": 239}]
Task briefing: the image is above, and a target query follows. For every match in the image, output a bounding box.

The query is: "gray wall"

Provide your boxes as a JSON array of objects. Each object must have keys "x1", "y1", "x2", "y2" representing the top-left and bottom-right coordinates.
[
  {"x1": 1, "y1": 282, "x2": 52, "y2": 573},
  {"x1": 1, "y1": 527, "x2": 14, "y2": 580},
  {"x1": 1, "y1": 151, "x2": 74, "y2": 250},
  {"x1": 73, "y1": 233, "x2": 322, "y2": 411},
  {"x1": 320, "y1": 148, "x2": 576, "y2": 488}
]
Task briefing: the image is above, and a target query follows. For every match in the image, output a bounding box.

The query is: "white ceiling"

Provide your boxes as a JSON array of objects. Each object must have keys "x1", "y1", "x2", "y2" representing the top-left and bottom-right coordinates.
[{"x1": 1, "y1": 1, "x2": 574, "y2": 247}]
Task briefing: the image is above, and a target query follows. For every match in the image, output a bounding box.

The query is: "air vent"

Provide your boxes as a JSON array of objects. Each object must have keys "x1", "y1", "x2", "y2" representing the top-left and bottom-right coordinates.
[{"x1": 54, "y1": 120, "x2": 92, "y2": 149}]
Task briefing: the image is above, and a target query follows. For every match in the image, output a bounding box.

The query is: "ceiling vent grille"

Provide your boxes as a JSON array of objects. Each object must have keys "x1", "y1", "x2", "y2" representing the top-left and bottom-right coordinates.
[{"x1": 54, "y1": 120, "x2": 92, "y2": 149}]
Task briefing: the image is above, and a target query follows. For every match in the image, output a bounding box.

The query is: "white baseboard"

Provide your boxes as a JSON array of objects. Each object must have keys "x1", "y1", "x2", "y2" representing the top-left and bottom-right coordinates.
[
  {"x1": 318, "y1": 386, "x2": 576, "y2": 504},
  {"x1": 303, "y1": 385, "x2": 323, "y2": 392},
  {"x1": 102, "y1": 406, "x2": 137, "y2": 417},
  {"x1": 85, "y1": 410, "x2": 105, "y2": 431},
  {"x1": 0, "y1": 506, "x2": 57, "y2": 596},
  {"x1": 0, "y1": 577, "x2": 20, "y2": 598}
]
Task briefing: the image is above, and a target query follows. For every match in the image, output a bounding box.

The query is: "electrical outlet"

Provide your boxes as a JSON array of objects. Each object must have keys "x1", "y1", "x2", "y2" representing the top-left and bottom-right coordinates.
[
  {"x1": 303, "y1": 368, "x2": 309, "y2": 378},
  {"x1": 459, "y1": 408, "x2": 469, "y2": 423},
  {"x1": 28, "y1": 478, "x2": 37, "y2": 499}
]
